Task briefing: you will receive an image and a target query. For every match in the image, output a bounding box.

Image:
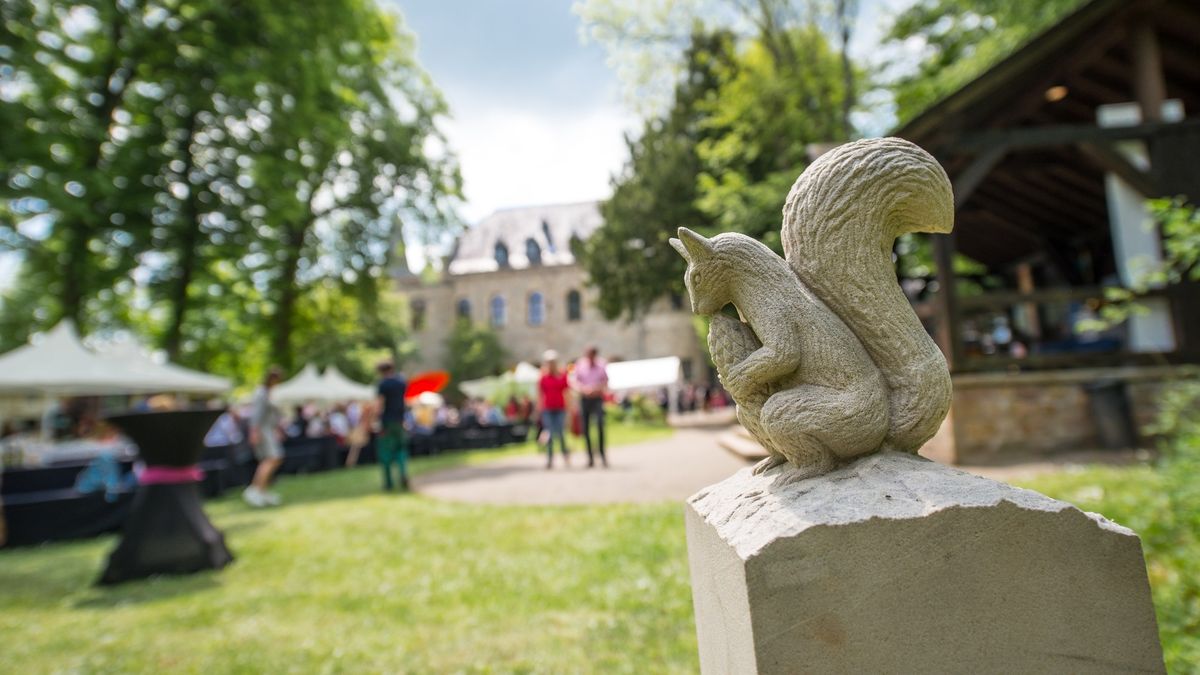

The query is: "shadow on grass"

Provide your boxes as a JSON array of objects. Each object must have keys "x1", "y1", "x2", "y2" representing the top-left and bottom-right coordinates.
[{"x1": 73, "y1": 572, "x2": 224, "y2": 608}]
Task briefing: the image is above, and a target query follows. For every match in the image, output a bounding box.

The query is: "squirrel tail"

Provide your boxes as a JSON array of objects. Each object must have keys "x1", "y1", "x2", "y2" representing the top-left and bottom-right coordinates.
[{"x1": 781, "y1": 137, "x2": 954, "y2": 454}]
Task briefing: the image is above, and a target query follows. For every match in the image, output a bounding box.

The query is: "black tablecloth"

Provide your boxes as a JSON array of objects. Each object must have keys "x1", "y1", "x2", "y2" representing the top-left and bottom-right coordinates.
[
  {"x1": 98, "y1": 482, "x2": 232, "y2": 585},
  {"x1": 3, "y1": 488, "x2": 134, "y2": 546}
]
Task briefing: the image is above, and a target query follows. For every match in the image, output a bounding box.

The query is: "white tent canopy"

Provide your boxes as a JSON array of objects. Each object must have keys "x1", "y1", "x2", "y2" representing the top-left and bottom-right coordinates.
[
  {"x1": 273, "y1": 364, "x2": 375, "y2": 404},
  {"x1": 270, "y1": 364, "x2": 325, "y2": 404},
  {"x1": 96, "y1": 340, "x2": 232, "y2": 394},
  {"x1": 321, "y1": 366, "x2": 375, "y2": 401},
  {"x1": 606, "y1": 356, "x2": 681, "y2": 392},
  {"x1": 512, "y1": 361, "x2": 540, "y2": 383},
  {"x1": 0, "y1": 321, "x2": 230, "y2": 396}
]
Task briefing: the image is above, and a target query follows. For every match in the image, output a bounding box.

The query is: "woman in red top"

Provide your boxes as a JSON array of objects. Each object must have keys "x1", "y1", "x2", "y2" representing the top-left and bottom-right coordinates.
[{"x1": 537, "y1": 350, "x2": 571, "y2": 469}]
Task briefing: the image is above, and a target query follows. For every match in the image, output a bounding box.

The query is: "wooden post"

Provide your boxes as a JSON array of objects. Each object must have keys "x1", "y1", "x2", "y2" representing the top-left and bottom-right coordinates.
[
  {"x1": 932, "y1": 233, "x2": 962, "y2": 370},
  {"x1": 1014, "y1": 263, "x2": 1041, "y2": 342},
  {"x1": 1130, "y1": 19, "x2": 1166, "y2": 124}
]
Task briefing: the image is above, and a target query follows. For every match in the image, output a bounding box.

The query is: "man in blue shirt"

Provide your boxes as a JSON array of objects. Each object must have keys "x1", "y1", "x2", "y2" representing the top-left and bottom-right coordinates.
[{"x1": 375, "y1": 360, "x2": 409, "y2": 491}]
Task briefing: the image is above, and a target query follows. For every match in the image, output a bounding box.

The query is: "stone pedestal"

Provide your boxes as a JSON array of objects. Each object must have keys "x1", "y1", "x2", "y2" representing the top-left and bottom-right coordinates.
[{"x1": 685, "y1": 452, "x2": 1164, "y2": 674}]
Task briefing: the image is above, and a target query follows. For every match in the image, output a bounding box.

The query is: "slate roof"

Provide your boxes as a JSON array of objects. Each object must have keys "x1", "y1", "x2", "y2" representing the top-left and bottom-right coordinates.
[{"x1": 447, "y1": 201, "x2": 602, "y2": 275}]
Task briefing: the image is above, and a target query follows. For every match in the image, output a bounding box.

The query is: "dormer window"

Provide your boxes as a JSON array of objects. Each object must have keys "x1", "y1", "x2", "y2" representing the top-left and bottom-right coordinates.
[
  {"x1": 494, "y1": 242, "x2": 509, "y2": 267},
  {"x1": 525, "y1": 238, "x2": 542, "y2": 266},
  {"x1": 411, "y1": 299, "x2": 427, "y2": 331}
]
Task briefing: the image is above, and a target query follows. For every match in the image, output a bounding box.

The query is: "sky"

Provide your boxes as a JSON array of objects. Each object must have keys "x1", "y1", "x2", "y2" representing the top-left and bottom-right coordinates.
[{"x1": 392, "y1": 0, "x2": 917, "y2": 259}]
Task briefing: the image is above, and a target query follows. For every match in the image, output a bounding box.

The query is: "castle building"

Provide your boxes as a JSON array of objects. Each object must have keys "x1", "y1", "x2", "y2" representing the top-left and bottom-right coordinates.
[{"x1": 396, "y1": 201, "x2": 704, "y2": 377}]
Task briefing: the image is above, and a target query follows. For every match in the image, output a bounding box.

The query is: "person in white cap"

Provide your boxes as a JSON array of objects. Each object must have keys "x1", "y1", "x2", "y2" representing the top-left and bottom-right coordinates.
[{"x1": 536, "y1": 349, "x2": 571, "y2": 468}]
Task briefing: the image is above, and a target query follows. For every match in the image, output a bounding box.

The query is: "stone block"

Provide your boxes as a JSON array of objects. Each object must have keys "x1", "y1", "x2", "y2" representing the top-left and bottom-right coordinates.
[{"x1": 685, "y1": 452, "x2": 1163, "y2": 674}]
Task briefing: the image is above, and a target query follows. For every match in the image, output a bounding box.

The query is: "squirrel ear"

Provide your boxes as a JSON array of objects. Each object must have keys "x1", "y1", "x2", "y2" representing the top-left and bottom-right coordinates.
[
  {"x1": 669, "y1": 237, "x2": 690, "y2": 261},
  {"x1": 677, "y1": 227, "x2": 714, "y2": 261}
]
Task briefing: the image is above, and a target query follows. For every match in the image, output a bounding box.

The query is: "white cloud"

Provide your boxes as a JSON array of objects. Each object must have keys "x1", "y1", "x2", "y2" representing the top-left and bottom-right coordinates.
[{"x1": 445, "y1": 101, "x2": 636, "y2": 224}]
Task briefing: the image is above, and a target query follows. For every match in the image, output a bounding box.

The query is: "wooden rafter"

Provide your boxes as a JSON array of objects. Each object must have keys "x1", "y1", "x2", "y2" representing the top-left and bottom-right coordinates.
[
  {"x1": 1075, "y1": 142, "x2": 1159, "y2": 196},
  {"x1": 957, "y1": 118, "x2": 1200, "y2": 153},
  {"x1": 994, "y1": 168, "x2": 1104, "y2": 220},
  {"x1": 952, "y1": 146, "x2": 1006, "y2": 208}
]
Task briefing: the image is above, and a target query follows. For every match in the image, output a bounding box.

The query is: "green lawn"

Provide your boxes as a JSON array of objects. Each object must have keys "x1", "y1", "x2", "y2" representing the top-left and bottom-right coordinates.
[{"x1": 0, "y1": 423, "x2": 693, "y2": 674}]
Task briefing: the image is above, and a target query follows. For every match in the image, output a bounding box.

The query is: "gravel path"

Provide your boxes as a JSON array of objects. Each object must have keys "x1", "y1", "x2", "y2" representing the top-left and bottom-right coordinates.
[{"x1": 414, "y1": 428, "x2": 747, "y2": 505}]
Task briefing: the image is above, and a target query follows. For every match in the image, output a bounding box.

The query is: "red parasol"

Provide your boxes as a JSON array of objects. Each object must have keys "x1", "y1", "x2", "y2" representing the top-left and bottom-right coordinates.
[{"x1": 405, "y1": 370, "x2": 450, "y2": 400}]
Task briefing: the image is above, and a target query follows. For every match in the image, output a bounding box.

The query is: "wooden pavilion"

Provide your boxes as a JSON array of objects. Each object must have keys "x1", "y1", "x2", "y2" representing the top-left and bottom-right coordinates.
[{"x1": 894, "y1": 0, "x2": 1200, "y2": 462}]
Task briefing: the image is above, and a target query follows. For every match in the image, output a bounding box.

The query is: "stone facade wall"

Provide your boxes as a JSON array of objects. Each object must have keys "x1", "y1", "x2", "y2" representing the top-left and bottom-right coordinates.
[
  {"x1": 946, "y1": 366, "x2": 1200, "y2": 464},
  {"x1": 398, "y1": 263, "x2": 706, "y2": 376}
]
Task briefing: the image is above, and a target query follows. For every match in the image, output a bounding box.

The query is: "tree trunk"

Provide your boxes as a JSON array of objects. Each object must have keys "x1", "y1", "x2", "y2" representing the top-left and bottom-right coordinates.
[
  {"x1": 270, "y1": 226, "x2": 306, "y2": 372},
  {"x1": 60, "y1": 6, "x2": 130, "y2": 333},
  {"x1": 837, "y1": 0, "x2": 856, "y2": 137},
  {"x1": 163, "y1": 111, "x2": 203, "y2": 359}
]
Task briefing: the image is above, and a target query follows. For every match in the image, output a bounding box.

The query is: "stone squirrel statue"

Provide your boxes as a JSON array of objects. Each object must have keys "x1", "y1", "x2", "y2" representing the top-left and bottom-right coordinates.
[{"x1": 670, "y1": 137, "x2": 954, "y2": 481}]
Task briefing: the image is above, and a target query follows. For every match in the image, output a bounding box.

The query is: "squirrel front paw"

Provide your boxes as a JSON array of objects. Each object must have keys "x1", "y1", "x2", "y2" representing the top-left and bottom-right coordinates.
[{"x1": 752, "y1": 455, "x2": 788, "y2": 475}]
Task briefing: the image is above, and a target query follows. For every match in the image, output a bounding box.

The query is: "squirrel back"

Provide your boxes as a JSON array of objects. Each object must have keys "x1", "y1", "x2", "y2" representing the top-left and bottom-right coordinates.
[{"x1": 781, "y1": 137, "x2": 954, "y2": 454}]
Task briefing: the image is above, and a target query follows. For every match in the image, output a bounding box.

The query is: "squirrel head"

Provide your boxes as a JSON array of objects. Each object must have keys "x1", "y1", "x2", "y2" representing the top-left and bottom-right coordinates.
[{"x1": 670, "y1": 228, "x2": 728, "y2": 315}]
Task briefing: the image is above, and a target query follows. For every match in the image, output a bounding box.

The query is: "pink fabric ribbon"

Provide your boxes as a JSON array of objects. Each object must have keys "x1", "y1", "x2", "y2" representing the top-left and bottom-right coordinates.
[{"x1": 138, "y1": 465, "x2": 204, "y2": 485}]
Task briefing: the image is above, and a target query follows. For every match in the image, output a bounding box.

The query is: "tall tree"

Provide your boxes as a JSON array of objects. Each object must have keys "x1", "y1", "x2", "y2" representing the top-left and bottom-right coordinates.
[
  {"x1": 577, "y1": 2, "x2": 858, "y2": 318},
  {"x1": 578, "y1": 31, "x2": 734, "y2": 321},
  {"x1": 239, "y1": 1, "x2": 459, "y2": 370},
  {"x1": 694, "y1": 25, "x2": 851, "y2": 249},
  {"x1": 1, "y1": 0, "x2": 460, "y2": 385},
  {"x1": 0, "y1": 0, "x2": 165, "y2": 333}
]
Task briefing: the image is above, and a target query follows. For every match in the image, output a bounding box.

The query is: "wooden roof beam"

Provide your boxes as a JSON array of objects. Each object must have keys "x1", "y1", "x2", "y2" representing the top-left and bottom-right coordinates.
[
  {"x1": 1044, "y1": 164, "x2": 1107, "y2": 198},
  {"x1": 991, "y1": 169, "x2": 1105, "y2": 220},
  {"x1": 952, "y1": 146, "x2": 1006, "y2": 209},
  {"x1": 1076, "y1": 142, "x2": 1159, "y2": 197},
  {"x1": 964, "y1": 209, "x2": 1046, "y2": 246},
  {"x1": 1131, "y1": 18, "x2": 1167, "y2": 123},
  {"x1": 957, "y1": 118, "x2": 1200, "y2": 153},
  {"x1": 980, "y1": 19, "x2": 1129, "y2": 130},
  {"x1": 983, "y1": 172, "x2": 1102, "y2": 231},
  {"x1": 966, "y1": 190, "x2": 1083, "y2": 240}
]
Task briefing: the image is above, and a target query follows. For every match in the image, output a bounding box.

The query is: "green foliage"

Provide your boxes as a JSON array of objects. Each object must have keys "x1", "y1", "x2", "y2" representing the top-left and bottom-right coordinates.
[
  {"x1": 0, "y1": 0, "x2": 460, "y2": 382},
  {"x1": 606, "y1": 394, "x2": 667, "y2": 425},
  {"x1": 884, "y1": 0, "x2": 1086, "y2": 124},
  {"x1": 1080, "y1": 199, "x2": 1199, "y2": 331},
  {"x1": 695, "y1": 28, "x2": 851, "y2": 248},
  {"x1": 445, "y1": 319, "x2": 509, "y2": 394},
  {"x1": 581, "y1": 20, "x2": 853, "y2": 319},
  {"x1": 290, "y1": 282, "x2": 416, "y2": 384}
]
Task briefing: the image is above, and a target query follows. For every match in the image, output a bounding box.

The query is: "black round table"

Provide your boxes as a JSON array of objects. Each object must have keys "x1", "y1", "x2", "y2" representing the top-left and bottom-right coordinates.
[{"x1": 98, "y1": 409, "x2": 234, "y2": 585}]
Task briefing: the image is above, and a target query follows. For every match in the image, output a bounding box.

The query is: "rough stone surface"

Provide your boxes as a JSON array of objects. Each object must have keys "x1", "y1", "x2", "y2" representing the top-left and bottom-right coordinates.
[
  {"x1": 685, "y1": 452, "x2": 1164, "y2": 674},
  {"x1": 670, "y1": 138, "x2": 955, "y2": 480}
]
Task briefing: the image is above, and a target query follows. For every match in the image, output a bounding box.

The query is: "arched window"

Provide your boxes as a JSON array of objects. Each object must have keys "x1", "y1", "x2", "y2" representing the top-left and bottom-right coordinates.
[
  {"x1": 411, "y1": 299, "x2": 427, "y2": 331},
  {"x1": 490, "y1": 295, "x2": 506, "y2": 328},
  {"x1": 494, "y1": 242, "x2": 509, "y2": 267},
  {"x1": 528, "y1": 292, "x2": 545, "y2": 326},
  {"x1": 456, "y1": 298, "x2": 471, "y2": 320},
  {"x1": 566, "y1": 289, "x2": 582, "y2": 322},
  {"x1": 525, "y1": 238, "x2": 542, "y2": 266}
]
